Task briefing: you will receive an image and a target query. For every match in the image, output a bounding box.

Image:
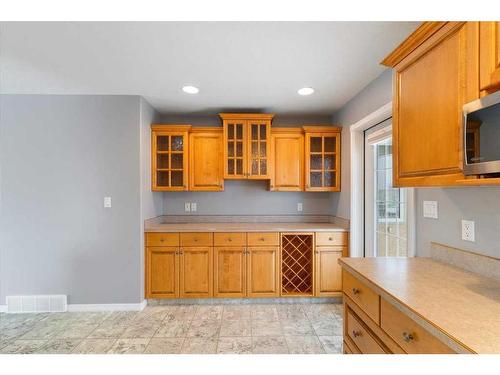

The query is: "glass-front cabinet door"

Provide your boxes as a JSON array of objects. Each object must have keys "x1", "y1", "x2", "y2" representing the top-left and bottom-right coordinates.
[
  {"x1": 151, "y1": 125, "x2": 190, "y2": 191},
  {"x1": 304, "y1": 127, "x2": 341, "y2": 192},
  {"x1": 247, "y1": 120, "x2": 271, "y2": 179},
  {"x1": 223, "y1": 120, "x2": 246, "y2": 179}
]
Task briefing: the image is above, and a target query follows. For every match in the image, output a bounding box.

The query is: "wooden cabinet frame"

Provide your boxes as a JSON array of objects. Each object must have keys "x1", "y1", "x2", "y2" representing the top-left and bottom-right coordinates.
[
  {"x1": 214, "y1": 246, "x2": 247, "y2": 298},
  {"x1": 270, "y1": 128, "x2": 304, "y2": 191},
  {"x1": 480, "y1": 22, "x2": 500, "y2": 92},
  {"x1": 188, "y1": 128, "x2": 224, "y2": 191}
]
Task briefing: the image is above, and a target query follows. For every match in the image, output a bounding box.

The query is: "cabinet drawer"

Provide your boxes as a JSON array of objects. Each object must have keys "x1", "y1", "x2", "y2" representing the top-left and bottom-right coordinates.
[
  {"x1": 316, "y1": 231, "x2": 347, "y2": 246},
  {"x1": 346, "y1": 309, "x2": 387, "y2": 354},
  {"x1": 214, "y1": 232, "x2": 247, "y2": 246},
  {"x1": 380, "y1": 299, "x2": 455, "y2": 354},
  {"x1": 180, "y1": 232, "x2": 213, "y2": 247},
  {"x1": 247, "y1": 232, "x2": 279, "y2": 246},
  {"x1": 343, "y1": 271, "x2": 380, "y2": 323},
  {"x1": 146, "y1": 233, "x2": 179, "y2": 247}
]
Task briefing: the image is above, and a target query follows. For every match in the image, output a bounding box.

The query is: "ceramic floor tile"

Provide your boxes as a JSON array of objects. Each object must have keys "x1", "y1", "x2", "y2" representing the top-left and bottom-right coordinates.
[
  {"x1": 217, "y1": 337, "x2": 252, "y2": 354},
  {"x1": 103, "y1": 311, "x2": 138, "y2": 324},
  {"x1": 154, "y1": 320, "x2": 191, "y2": 338},
  {"x1": 19, "y1": 322, "x2": 67, "y2": 340},
  {"x1": 310, "y1": 318, "x2": 343, "y2": 336},
  {"x1": 181, "y1": 337, "x2": 217, "y2": 354},
  {"x1": 285, "y1": 335, "x2": 325, "y2": 354},
  {"x1": 303, "y1": 305, "x2": 335, "y2": 320},
  {"x1": 318, "y1": 335, "x2": 343, "y2": 354},
  {"x1": 186, "y1": 319, "x2": 221, "y2": 338},
  {"x1": 72, "y1": 338, "x2": 117, "y2": 354},
  {"x1": 252, "y1": 320, "x2": 282, "y2": 336},
  {"x1": 108, "y1": 338, "x2": 149, "y2": 354},
  {"x1": 252, "y1": 336, "x2": 288, "y2": 354},
  {"x1": 55, "y1": 323, "x2": 99, "y2": 339},
  {"x1": 120, "y1": 321, "x2": 161, "y2": 339},
  {"x1": 251, "y1": 306, "x2": 279, "y2": 321},
  {"x1": 277, "y1": 305, "x2": 307, "y2": 320},
  {"x1": 88, "y1": 322, "x2": 128, "y2": 339},
  {"x1": 222, "y1": 305, "x2": 251, "y2": 320},
  {"x1": 280, "y1": 319, "x2": 315, "y2": 335},
  {"x1": 144, "y1": 338, "x2": 184, "y2": 354},
  {"x1": 165, "y1": 306, "x2": 198, "y2": 321},
  {"x1": 0, "y1": 339, "x2": 49, "y2": 354},
  {"x1": 36, "y1": 339, "x2": 82, "y2": 354},
  {"x1": 220, "y1": 320, "x2": 251, "y2": 337},
  {"x1": 193, "y1": 305, "x2": 223, "y2": 320}
]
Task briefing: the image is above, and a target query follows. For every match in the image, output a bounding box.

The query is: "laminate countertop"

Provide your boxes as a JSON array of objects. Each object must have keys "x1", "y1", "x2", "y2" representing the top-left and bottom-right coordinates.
[
  {"x1": 144, "y1": 222, "x2": 348, "y2": 233},
  {"x1": 339, "y1": 257, "x2": 500, "y2": 354}
]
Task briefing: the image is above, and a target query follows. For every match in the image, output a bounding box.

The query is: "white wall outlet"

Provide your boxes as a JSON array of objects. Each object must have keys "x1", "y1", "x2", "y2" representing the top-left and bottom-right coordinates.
[
  {"x1": 191, "y1": 202, "x2": 197, "y2": 212},
  {"x1": 423, "y1": 201, "x2": 438, "y2": 219},
  {"x1": 103, "y1": 197, "x2": 112, "y2": 208},
  {"x1": 297, "y1": 203, "x2": 303, "y2": 212},
  {"x1": 462, "y1": 220, "x2": 475, "y2": 242},
  {"x1": 184, "y1": 202, "x2": 191, "y2": 212}
]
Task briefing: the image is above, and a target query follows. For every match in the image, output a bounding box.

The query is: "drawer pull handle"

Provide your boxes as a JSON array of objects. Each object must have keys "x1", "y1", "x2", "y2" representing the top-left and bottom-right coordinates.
[
  {"x1": 228, "y1": 238, "x2": 233, "y2": 242},
  {"x1": 352, "y1": 288, "x2": 360, "y2": 295},
  {"x1": 194, "y1": 238, "x2": 198, "y2": 242},
  {"x1": 352, "y1": 330, "x2": 362, "y2": 338},
  {"x1": 402, "y1": 332, "x2": 414, "y2": 343},
  {"x1": 160, "y1": 238, "x2": 164, "y2": 242},
  {"x1": 259, "y1": 238, "x2": 265, "y2": 241},
  {"x1": 328, "y1": 237, "x2": 333, "y2": 241}
]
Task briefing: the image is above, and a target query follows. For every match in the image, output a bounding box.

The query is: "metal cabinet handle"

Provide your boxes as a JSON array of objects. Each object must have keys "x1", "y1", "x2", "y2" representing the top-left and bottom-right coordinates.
[
  {"x1": 228, "y1": 238, "x2": 233, "y2": 242},
  {"x1": 352, "y1": 330, "x2": 362, "y2": 338},
  {"x1": 402, "y1": 332, "x2": 414, "y2": 343},
  {"x1": 328, "y1": 237, "x2": 333, "y2": 241},
  {"x1": 259, "y1": 237, "x2": 265, "y2": 241},
  {"x1": 352, "y1": 288, "x2": 360, "y2": 295}
]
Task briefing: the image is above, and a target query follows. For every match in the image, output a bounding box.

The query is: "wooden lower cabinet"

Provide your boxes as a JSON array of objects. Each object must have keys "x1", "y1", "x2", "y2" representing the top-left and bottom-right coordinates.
[
  {"x1": 146, "y1": 247, "x2": 179, "y2": 298},
  {"x1": 179, "y1": 247, "x2": 213, "y2": 298},
  {"x1": 214, "y1": 247, "x2": 247, "y2": 298},
  {"x1": 247, "y1": 246, "x2": 280, "y2": 297},
  {"x1": 315, "y1": 247, "x2": 343, "y2": 297}
]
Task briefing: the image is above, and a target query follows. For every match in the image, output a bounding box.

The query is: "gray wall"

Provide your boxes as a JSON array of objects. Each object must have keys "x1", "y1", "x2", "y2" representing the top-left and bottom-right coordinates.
[
  {"x1": 0, "y1": 95, "x2": 144, "y2": 304},
  {"x1": 158, "y1": 114, "x2": 339, "y2": 216}
]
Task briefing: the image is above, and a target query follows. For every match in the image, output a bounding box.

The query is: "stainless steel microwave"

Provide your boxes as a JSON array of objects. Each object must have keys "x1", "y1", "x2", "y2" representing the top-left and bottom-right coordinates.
[{"x1": 463, "y1": 90, "x2": 500, "y2": 176}]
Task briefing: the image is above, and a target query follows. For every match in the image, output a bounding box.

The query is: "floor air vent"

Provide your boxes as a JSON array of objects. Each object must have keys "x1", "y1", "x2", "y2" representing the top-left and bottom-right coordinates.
[{"x1": 6, "y1": 295, "x2": 67, "y2": 313}]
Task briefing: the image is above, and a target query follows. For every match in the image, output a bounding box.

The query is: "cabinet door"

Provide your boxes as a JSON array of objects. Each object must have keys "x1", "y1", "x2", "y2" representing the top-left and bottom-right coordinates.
[
  {"x1": 152, "y1": 131, "x2": 188, "y2": 191},
  {"x1": 305, "y1": 133, "x2": 340, "y2": 191},
  {"x1": 223, "y1": 120, "x2": 247, "y2": 179},
  {"x1": 247, "y1": 120, "x2": 271, "y2": 179},
  {"x1": 214, "y1": 247, "x2": 247, "y2": 298},
  {"x1": 247, "y1": 246, "x2": 279, "y2": 297},
  {"x1": 179, "y1": 247, "x2": 213, "y2": 298},
  {"x1": 392, "y1": 22, "x2": 478, "y2": 186},
  {"x1": 480, "y1": 22, "x2": 500, "y2": 92},
  {"x1": 189, "y1": 130, "x2": 224, "y2": 191},
  {"x1": 315, "y1": 247, "x2": 343, "y2": 297},
  {"x1": 271, "y1": 132, "x2": 304, "y2": 191},
  {"x1": 146, "y1": 247, "x2": 179, "y2": 298}
]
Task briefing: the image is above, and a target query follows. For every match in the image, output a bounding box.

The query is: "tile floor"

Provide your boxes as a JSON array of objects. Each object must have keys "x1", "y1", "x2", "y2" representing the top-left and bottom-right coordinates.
[{"x1": 0, "y1": 303, "x2": 343, "y2": 354}]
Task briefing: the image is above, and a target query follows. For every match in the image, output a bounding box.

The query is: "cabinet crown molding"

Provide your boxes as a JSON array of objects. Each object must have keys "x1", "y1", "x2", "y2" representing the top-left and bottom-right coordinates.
[
  {"x1": 151, "y1": 124, "x2": 192, "y2": 132},
  {"x1": 302, "y1": 125, "x2": 342, "y2": 133},
  {"x1": 219, "y1": 113, "x2": 275, "y2": 120}
]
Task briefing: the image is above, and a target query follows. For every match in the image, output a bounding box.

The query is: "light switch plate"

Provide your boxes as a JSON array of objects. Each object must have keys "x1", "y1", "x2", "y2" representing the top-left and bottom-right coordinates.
[
  {"x1": 184, "y1": 202, "x2": 191, "y2": 212},
  {"x1": 462, "y1": 220, "x2": 475, "y2": 242},
  {"x1": 104, "y1": 197, "x2": 112, "y2": 208},
  {"x1": 297, "y1": 203, "x2": 303, "y2": 212},
  {"x1": 191, "y1": 202, "x2": 197, "y2": 212},
  {"x1": 423, "y1": 201, "x2": 438, "y2": 219}
]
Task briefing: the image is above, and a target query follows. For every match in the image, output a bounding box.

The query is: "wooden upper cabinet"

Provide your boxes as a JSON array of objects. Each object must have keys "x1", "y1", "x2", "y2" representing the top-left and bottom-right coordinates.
[
  {"x1": 382, "y1": 22, "x2": 480, "y2": 187},
  {"x1": 151, "y1": 125, "x2": 190, "y2": 191},
  {"x1": 304, "y1": 127, "x2": 341, "y2": 192},
  {"x1": 270, "y1": 129, "x2": 304, "y2": 191},
  {"x1": 220, "y1": 113, "x2": 274, "y2": 179},
  {"x1": 480, "y1": 22, "x2": 500, "y2": 93},
  {"x1": 189, "y1": 128, "x2": 224, "y2": 191}
]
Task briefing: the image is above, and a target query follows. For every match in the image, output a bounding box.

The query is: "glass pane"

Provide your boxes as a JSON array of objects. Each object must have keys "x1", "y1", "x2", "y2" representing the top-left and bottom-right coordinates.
[
  {"x1": 310, "y1": 137, "x2": 322, "y2": 152},
  {"x1": 377, "y1": 233, "x2": 387, "y2": 257},
  {"x1": 387, "y1": 235, "x2": 398, "y2": 257},
  {"x1": 310, "y1": 155, "x2": 322, "y2": 170},
  {"x1": 310, "y1": 172, "x2": 322, "y2": 187},
  {"x1": 157, "y1": 171, "x2": 169, "y2": 186},
  {"x1": 227, "y1": 159, "x2": 234, "y2": 175},
  {"x1": 171, "y1": 171, "x2": 183, "y2": 186},
  {"x1": 171, "y1": 136, "x2": 183, "y2": 151},
  {"x1": 157, "y1": 154, "x2": 169, "y2": 169},
  {"x1": 157, "y1": 136, "x2": 169, "y2": 151},
  {"x1": 228, "y1": 142, "x2": 234, "y2": 157},
  {"x1": 324, "y1": 154, "x2": 335, "y2": 170},
  {"x1": 260, "y1": 142, "x2": 266, "y2": 157},
  {"x1": 260, "y1": 160, "x2": 267, "y2": 175},
  {"x1": 236, "y1": 124, "x2": 243, "y2": 140},
  {"x1": 236, "y1": 142, "x2": 243, "y2": 157},
  {"x1": 228, "y1": 124, "x2": 234, "y2": 140},
  {"x1": 398, "y1": 238, "x2": 408, "y2": 257},
  {"x1": 376, "y1": 143, "x2": 388, "y2": 170},
  {"x1": 171, "y1": 154, "x2": 183, "y2": 169},
  {"x1": 252, "y1": 142, "x2": 258, "y2": 158},
  {"x1": 324, "y1": 171, "x2": 335, "y2": 187},
  {"x1": 260, "y1": 124, "x2": 267, "y2": 140},
  {"x1": 251, "y1": 124, "x2": 258, "y2": 140},
  {"x1": 252, "y1": 159, "x2": 258, "y2": 175},
  {"x1": 324, "y1": 137, "x2": 336, "y2": 152},
  {"x1": 236, "y1": 159, "x2": 243, "y2": 175}
]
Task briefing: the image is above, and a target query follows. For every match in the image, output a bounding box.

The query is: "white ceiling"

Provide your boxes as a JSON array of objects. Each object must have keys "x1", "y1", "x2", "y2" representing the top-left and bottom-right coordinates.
[{"x1": 0, "y1": 22, "x2": 419, "y2": 115}]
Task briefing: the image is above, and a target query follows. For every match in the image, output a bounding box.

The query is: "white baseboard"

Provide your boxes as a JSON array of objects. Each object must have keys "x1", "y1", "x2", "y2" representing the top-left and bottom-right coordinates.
[
  {"x1": 67, "y1": 300, "x2": 147, "y2": 312},
  {"x1": 0, "y1": 305, "x2": 7, "y2": 313}
]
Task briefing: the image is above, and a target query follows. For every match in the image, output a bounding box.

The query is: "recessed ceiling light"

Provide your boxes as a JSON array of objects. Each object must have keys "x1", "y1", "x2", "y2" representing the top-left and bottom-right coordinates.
[
  {"x1": 298, "y1": 87, "x2": 314, "y2": 96},
  {"x1": 182, "y1": 85, "x2": 199, "y2": 94}
]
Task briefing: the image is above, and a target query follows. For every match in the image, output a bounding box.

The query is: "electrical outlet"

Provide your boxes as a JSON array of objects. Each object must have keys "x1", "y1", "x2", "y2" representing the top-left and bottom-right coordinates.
[
  {"x1": 184, "y1": 202, "x2": 191, "y2": 213},
  {"x1": 423, "y1": 201, "x2": 438, "y2": 219},
  {"x1": 191, "y1": 202, "x2": 197, "y2": 212},
  {"x1": 103, "y1": 197, "x2": 112, "y2": 208},
  {"x1": 462, "y1": 220, "x2": 475, "y2": 242},
  {"x1": 297, "y1": 203, "x2": 303, "y2": 212}
]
